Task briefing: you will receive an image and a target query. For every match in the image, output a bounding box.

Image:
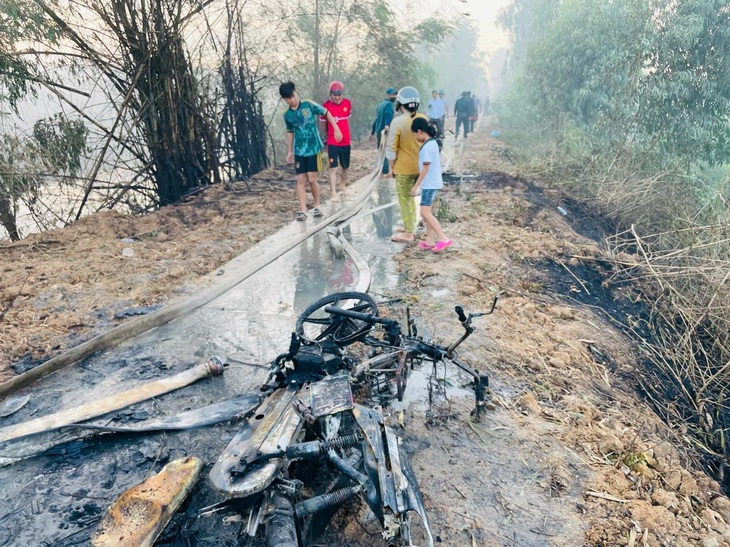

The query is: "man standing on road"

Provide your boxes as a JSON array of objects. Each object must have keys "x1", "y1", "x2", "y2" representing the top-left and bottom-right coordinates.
[
  {"x1": 371, "y1": 87, "x2": 398, "y2": 175},
  {"x1": 438, "y1": 89, "x2": 449, "y2": 129},
  {"x1": 427, "y1": 89, "x2": 446, "y2": 137},
  {"x1": 321, "y1": 81, "x2": 351, "y2": 202},
  {"x1": 470, "y1": 93, "x2": 481, "y2": 133},
  {"x1": 454, "y1": 91, "x2": 474, "y2": 141},
  {"x1": 280, "y1": 81, "x2": 342, "y2": 221}
]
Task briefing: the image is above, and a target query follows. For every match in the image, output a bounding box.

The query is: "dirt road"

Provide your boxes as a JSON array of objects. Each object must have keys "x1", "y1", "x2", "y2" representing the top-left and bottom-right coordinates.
[{"x1": 1, "y1": 127, "x2": 729, "y2": 546}]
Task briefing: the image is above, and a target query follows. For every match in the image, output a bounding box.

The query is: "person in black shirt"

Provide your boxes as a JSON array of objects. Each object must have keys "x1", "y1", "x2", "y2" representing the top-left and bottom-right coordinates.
[{"x1": 453, "y1": 91, "x2": 475, "y2": 141}]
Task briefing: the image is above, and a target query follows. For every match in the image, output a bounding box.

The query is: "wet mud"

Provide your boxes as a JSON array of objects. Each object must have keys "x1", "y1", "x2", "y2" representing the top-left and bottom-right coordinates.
[{"x1": 2, "y1": 133, "x2": 729, "y2": 546}]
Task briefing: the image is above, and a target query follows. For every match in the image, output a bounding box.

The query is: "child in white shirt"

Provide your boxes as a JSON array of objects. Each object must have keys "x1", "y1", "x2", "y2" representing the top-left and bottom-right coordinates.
[{"x1": 409, "y1": 117, "x2": 453, "y2": 253}]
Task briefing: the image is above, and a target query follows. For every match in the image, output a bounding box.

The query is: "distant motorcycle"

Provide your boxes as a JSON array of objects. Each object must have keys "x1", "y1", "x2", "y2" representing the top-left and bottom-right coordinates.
[{"x1": 204, "y1": 292, "x2": 496, "y2": 546}]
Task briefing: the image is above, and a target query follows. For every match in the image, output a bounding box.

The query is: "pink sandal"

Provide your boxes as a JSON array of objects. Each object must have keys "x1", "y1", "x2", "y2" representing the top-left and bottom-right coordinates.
[
  {"x1": 417, "y1": 241, "x2": 435, "y2": 250},
  {"x1": 432, "y1": 239, "x2": 453, "y2": 253}
]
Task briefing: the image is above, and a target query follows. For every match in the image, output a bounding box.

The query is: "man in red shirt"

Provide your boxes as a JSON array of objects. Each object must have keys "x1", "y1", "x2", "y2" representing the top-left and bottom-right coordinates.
[{"x1": 321, "y1": 81, "x2": 352, "y2": 201}]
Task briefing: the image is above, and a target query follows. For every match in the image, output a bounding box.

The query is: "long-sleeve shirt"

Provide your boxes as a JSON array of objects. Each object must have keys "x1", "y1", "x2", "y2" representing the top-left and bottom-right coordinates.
[
  {"x1": 385, "y1": 112, "x2": 428, "y2": 176},
  {"x1": 454, "y1": 96, "x2": 475, "y2": 118},
  {"x1": 428, "y1": 97, "x2": 446, "y2": 119},
  {"x1": 371, "y1": 99, "x2": 395, "y2": 136}
]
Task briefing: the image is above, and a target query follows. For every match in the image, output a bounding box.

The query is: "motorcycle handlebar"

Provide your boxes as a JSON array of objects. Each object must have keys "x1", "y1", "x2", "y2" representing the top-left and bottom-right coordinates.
[{"x1": 454, "y1": 306, "x2": 467, "y2": 323}]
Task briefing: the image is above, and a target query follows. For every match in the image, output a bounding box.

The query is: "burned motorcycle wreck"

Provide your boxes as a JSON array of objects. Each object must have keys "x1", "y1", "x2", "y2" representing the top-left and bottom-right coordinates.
[{"x1": 205, "y1": 291, "x2": 496, "y2": 546}]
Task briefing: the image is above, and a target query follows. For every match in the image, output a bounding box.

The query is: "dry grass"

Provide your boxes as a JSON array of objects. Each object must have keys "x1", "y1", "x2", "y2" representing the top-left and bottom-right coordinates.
[{"x1": 550, "y1": 165, "x2": 730, "y2": 484}]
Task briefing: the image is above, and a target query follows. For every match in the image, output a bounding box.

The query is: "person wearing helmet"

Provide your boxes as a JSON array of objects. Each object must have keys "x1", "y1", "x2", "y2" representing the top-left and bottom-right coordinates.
[
  {"x1": 279, "y1": 81, "x2": 342, "y2": 221},
  {"x1": 371, "y1": 87, "x2": 398, "y2": 175},
  {"x1": 385, "y1": 86, "x2": 427, "y2": 243},
  {"x1": 320, "y1": 81, "x2": 351, "y2": 202}
]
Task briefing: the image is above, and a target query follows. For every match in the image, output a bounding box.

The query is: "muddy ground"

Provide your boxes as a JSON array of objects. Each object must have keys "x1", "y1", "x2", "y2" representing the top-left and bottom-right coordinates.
[{"x1": 1, "y1": 125, "x2": 730, "y2": 546}]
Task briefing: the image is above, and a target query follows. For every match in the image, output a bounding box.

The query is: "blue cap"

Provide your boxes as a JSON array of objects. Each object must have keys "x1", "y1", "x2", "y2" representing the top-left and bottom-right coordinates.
[
  {"x1": 386, "y1": 87, "x2": 397, "y2": 95},
  {"x1": 438, "y1": 89, "x2": 445, "y2": 94}
]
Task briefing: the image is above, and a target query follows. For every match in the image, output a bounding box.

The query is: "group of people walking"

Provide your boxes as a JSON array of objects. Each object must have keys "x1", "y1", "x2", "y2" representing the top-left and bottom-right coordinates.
[
  {"x1": 279, "y1": 81, "x2": 348, "y2": 221},
  {"x1": 279, "y1": 80, "x2": 452, "y2": 253},
  {"x1": 426, "y1": 89, "x2": 484, "y2": 141}
]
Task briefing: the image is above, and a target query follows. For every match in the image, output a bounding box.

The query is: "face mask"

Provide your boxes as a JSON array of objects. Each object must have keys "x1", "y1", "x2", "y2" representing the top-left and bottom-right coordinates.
[{"x1": 389, "y1": 97, "x2": 396, "y2": 102}]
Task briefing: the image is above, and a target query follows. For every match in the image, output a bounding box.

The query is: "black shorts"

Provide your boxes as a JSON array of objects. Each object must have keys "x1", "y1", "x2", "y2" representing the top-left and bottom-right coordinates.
[
  {"x1": 294, "y1": 154, "x2": 321, "y2": 175},
  {"x1": 328, "y1": 145, "x2": 351, "y2": 169}
]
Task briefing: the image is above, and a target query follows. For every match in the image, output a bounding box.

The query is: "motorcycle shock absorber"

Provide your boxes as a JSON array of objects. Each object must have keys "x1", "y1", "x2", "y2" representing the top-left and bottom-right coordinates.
[
  {"x1": 284, "y1": 433, "x2": 362, "y2": 460},
  {"x1": 293, "y1": 485, "x2": 363, "y2": 518},
  {"x1": 251, "y1": 433, "x2": 363, "y2": 465}
]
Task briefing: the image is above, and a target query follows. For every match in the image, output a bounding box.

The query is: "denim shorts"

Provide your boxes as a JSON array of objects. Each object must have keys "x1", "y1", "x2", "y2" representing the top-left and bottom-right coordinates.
[{"x1": 420, "y1": 188, "x2": 439, "y2": 206}]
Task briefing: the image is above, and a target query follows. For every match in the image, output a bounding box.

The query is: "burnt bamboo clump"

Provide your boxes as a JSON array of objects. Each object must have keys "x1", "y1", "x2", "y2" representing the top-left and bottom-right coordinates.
[
  {"x1": 105, "y1": 0, "x2": 218, "y2": 206},
  {"x1": 219, "y1": 61, "x2": 269, "y2": 181}
]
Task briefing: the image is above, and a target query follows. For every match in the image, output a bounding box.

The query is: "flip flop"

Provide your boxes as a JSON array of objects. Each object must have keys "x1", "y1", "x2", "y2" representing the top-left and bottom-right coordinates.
[
  {"x1": 391, "y1": 233, "x2": 414, "y2": 243},
  {"x1": 432, "y1": 239, "x2": 453, "y2": 252},
  {"x1": 296, "y1": 211, "x2": 307, "y2": 221},
  {"x1": 417, "y1": 241, "x2": 435, "y2": 250},
  {"x1": 312, "y1": 208, "x2": 323, "y2": 217}
]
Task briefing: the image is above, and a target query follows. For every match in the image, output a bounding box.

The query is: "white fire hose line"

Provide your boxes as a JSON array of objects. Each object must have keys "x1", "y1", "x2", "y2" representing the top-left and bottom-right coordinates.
[
  {"x1": 0, "y1": 358, "x2": 225, "y2": 444},
  {"x1": 324, "y1": 133, "x2": 395, "y2": 294},
  {"x1": 0, "y1": 140, "x2": 387, "y2": 399}
]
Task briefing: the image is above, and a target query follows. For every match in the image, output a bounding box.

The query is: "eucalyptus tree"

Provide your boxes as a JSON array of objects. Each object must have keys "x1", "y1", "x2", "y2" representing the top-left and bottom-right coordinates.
[
  {"x1": 498, "y1": 0, "x2": 730, "y2": 168},
  {"x1": 498, "y1": 0, "x2": 654, "y2": 152},
  {"x1": 497, "y1": 0, "x2": 730, "y2": 492},
  {"x1": 0, "y1": 0, "x2": 59, "y2": 109},
  {"x1": 0, "y1": 115, "x2": 87, "y2": 240},
  {"x1": 497, "y1": 0, "x2": 559, "y2": 73},
  {"x1": 640, "y1": 0, "x2": 730, "y2": 166},
  {"x1": 0, "y1": 1, "x2": 91, "y2": 240}
]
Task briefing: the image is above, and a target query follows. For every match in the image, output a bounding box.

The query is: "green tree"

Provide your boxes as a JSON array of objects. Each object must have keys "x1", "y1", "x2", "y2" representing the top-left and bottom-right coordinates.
[
  {"x1": 639, "y1": 0, "x2": 730, "y2": 165},
  {"x1": 0, "y1": 0, "x2": 59, "y2": 109},
  {"x1": 428, "y1": 20, "x2": 488, "y2": 104},
  {"x1": 499, "y1": 0, "x2": 653, "y2": 146},
  {"x1": 0, "y1": 114, "x2": 87, "y2": 240},
  {"x1": 250, "y1": 0, "x2": 451, "y2": 141},
  {"x1": 497, "y1": 0, "x2": 559, "y2": 72},
  {"x1": 498, "y1": 0, "x2": 730, "y2": 167}
]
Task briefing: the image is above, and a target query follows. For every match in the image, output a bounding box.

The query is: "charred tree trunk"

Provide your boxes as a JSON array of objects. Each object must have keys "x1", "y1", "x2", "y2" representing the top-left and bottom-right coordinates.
[{"x1": 0, "y1": 193, "x2": 20, "y2": 241}]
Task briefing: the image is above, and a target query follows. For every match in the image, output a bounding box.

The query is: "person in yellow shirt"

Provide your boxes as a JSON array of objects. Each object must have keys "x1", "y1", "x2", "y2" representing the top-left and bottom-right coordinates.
[{"x1": 385, "y1": 86, "x2": 427, "y2": 243}]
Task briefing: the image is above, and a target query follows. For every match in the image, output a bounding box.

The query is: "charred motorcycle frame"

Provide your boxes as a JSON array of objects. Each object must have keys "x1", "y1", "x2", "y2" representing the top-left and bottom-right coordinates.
[{"x1": 204, "y1": 291, "x2": 497, "y2": 546}]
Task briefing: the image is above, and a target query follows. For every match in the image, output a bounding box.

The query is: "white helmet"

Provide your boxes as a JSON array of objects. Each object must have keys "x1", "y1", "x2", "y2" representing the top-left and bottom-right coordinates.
[{"x1": 396, "y1": 86, "x2": 420, "y2": 111}]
